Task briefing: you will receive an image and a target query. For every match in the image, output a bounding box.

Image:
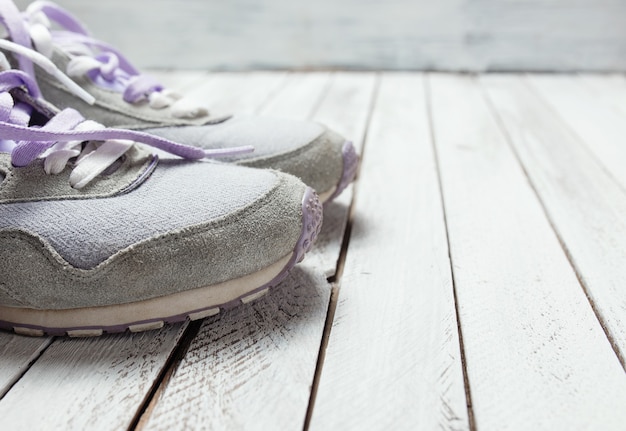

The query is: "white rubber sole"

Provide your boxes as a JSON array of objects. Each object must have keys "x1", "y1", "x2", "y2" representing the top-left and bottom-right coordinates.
[
  {"x1": 1, "y1": 254, "x2": 291, "y2": 337},
  {"x1": 0, "y1": 187, "x2": 323, "y2": 337}
]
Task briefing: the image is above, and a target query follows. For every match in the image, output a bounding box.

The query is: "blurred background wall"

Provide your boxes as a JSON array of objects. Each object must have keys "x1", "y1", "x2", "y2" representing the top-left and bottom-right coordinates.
[{"x1": 15, "y1": 0, "x2": 626, "y2": 71}]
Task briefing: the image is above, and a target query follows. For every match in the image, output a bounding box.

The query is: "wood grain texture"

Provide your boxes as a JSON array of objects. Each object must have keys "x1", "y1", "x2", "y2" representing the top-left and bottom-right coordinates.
[
  {"x1": 526, "y1": 74, "x2": 626, "y2": 190},
  {"x1": 146, "y1": 70, "x2": 213, "y2": 94},
  {"x1": 184, "y1": 71, "x2": 288, "y2": 114},
  {"x1": 0, "y1": 334, "x2": 51, "y2": 398},
  {"x1": 141, "y1": 266, "x2": 331, "y2": 431},
  {"x1": 15, "y1": 0, "x2": 626, "y2": 71},
  {"x1": 305, "y1": 73, "x2": 377, "y2": 277},
  {"x1": 261, "y1": 71, "x2": 331, "y2": 120},
  {"x1": 431, "y1": 74, "x2": 626, "y2": 431},
  {"x1": 313, "y1": 73, "x2": 376, "y2": 156},
  {"x1": 140, "y1": 72, "x2": 366, "y2": 430},
  {"x1": 310, "y1": 74, "x2": 469, "y2": 430},
  {"x1": 235, "y1": 71, "x2": 376, "y2": 278},
  {"x1": 4, "y1": 72, "x2": 626, "y2": 430},
  {"x1": 0, "y1": 324, "x2": 188, "y2": 431},
  {"x1": 481, "y1": 74, "x2": 626, "y2": 367}
]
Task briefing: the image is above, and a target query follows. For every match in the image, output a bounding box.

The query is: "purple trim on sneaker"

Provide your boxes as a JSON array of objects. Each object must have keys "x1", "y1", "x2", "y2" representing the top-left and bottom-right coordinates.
[
  {"x1": 0, "y1": 0, "x2": 38, "y2": 84},
  {"x1": 0, "y1": 188, "x2": 323, "y2": 337},
  {"x1": 117, "y1": 154, "x2": 159, "y2": 195},
  {"x1": 0, "y1": 69, "x2": 253, "y2": 172},
  {"x1": 297, "y1": 187, "x2": 323, "y2": 261},
  {"x1": 328, "y1": 141, "x2": 359, "y2": 201}
]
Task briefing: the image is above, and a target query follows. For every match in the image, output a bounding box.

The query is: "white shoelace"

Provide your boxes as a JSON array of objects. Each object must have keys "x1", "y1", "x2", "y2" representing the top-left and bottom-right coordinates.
[
  {"x1": 0, "y1": 39, "x2": 252, "y2": 189},
  {"x1": 23, "y1": 2, "x2": 209, "y2": 119}
]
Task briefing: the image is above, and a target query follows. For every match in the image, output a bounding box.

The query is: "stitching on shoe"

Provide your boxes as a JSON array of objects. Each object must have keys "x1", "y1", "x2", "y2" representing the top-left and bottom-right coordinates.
[{"x1": 0, "y1": 151, "x2": 154, "y2": 204}]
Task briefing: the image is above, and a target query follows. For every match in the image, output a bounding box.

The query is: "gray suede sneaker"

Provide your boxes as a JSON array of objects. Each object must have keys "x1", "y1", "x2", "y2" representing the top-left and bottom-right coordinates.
[
  {"x1": 1, "y1": 0, "x2": 358, "y2": 202},
  {"x1": 0, "y1": 51, "x2": 322, "y2": 337}
]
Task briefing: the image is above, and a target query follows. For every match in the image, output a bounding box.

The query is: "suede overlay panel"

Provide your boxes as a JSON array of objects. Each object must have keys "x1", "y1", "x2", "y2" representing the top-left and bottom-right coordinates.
[
  {"x1": 238, "y1": 130, "x2": 345, "y2": 196},
  {"x1": 0, "y1": 146, "x2": 154, "y2": 203},
  {"x1": 0, "y1": 175, "x2": 305, "y2": 309}
]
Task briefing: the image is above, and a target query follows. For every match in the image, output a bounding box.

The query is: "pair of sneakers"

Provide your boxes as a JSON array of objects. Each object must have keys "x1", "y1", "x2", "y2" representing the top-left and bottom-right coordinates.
[{"x1": 0, "y1": 1, "x2": 356, "y2": 337}]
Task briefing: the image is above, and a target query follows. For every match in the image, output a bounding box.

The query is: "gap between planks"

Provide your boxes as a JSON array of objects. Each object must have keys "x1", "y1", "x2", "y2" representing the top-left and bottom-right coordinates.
[
  {"x1": 424, "y1": 74, "x2": 477, "y2": 431},
  {"x1": 310, "y1": 73, "x2": 470, "y2": 430},
  {"x1": 133, "y1": 71, "x2": 298, "y2": 430},
  {"x1": 134, "y1": 71, "x2": 329, "y2": 430},
  {"x1": 460, "y1": 74, "x2": 626, "y2": 430},
  {"x1": 303, "y1": 75, "x2": 380, "y2": 428},
  {"x1": 0, "y1": 71, "x2": 303, "y2": 431},
  {"x1": 481, "y1": 76, "x2": 626, "y2": 370},
  {"x1": 135, "y1": 72, "x2": 374, "y2": 431},
  {"x1": 303, "y1": 213, "x2": 355, "y2": 430},
  {"x1": 524, "y1": 74, "x2": 626, "y2": 197},
  {"x1": 131, "y1": 320, "x2": 203, "y2": 431},
  {"x1": 0, "y1": 336, "x2": 54, "y2": 401}
]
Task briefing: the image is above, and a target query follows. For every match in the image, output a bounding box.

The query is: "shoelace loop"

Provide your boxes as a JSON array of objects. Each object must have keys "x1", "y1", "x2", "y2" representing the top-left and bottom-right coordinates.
[
  {"x1": 16, "y1": 1, "x2": 209, "y2": 118},
  {"x1": 0, "y1": 6, "x2": 253, "y2": 189},
  {"x1": 0, "y1": 67, "x2": 253, "y2": 189}
]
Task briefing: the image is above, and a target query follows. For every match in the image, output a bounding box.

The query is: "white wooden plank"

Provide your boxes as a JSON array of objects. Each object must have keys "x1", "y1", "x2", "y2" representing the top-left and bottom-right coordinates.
[
  {"x1": 432, "y1": 74, "x2": 626, "y2": 431},
  {"x1": 258, "y1": 72, "x2": 376, "y2": 278},
  {"x1": 303, "y1": 184, "x2": 354, "y2": 278},
  {"x1": 310, "y1": 74, "x2": 469, "y2": 430},
  {"x1": 0, "y1": 324, "x2": 188, "y2": 431},
  {"x1": 578, "y1": 74, "x2": 626, "y2": 118},
  {"x1": 261, "y1": 72, "x2": 331, "y2": 120},
  {"x1": 526, "y1": 74, "x2": 626, "y2": 189},
  {"x1": 313, "y1": 73, "x2": 376, "y2": 155},
  {"x1": 145, "y1": 70, "x2": 213, "y2": 94},
  {"x1": 185, "y1": 71, "x2": 288, "y2": 114},
  {"x1": 142, "y1": 265, "x2": 331, "y2": 431},
  {"x1": 482, "y1": 74, "x2": 626, "y2": 366},
  {"x1": 258, "y1": 71, "x2": 349, "y2": 279},
  {"x1": 17, "y1": 0, "x2": 626, "y2": 71},
  {"x1": 0, "y1": 334, "x2": 52, "y2": 398},
  {"x1": 305, "y1": 73, "x2": 377, "y2": 277}
]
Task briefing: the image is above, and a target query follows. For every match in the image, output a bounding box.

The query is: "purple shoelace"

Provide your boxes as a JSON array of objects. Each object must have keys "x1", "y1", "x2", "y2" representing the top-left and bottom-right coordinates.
[
  {"x1": 1, "y1": 0, "x2": 175, "y2": 106},
  {"x1": 0, "y1": 68, "x2": 251, "y2": 181},
  {"x1": 0, "y1": 0, "x2": 252, "y2": 187}
]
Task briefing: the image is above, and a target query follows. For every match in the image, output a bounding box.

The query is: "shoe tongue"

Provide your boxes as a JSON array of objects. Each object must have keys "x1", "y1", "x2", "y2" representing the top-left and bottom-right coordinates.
[{"x1": 9, "y1": 86, "x2": 61, "y2": 125}]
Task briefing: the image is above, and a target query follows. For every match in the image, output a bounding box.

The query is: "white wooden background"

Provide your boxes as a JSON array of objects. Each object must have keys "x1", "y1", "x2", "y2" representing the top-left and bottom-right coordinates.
[
  {"x1": 2, "y1": 70, "x2": 626, "y2": 429},
  {"x1": 14, "y1": 0, "x2": 626, "y2": 71}
]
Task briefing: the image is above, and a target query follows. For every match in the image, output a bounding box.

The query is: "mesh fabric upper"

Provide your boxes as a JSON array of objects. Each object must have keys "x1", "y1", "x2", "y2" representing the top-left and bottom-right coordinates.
[{"x1": 0, "y1": 160, "x2": 278, "y2": 269}]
